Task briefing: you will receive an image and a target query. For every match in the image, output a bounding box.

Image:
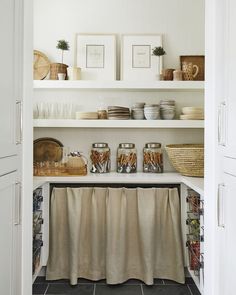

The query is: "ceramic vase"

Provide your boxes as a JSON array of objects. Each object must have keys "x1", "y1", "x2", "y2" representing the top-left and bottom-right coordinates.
[{"x1": 156, "y1": 56, "x2": 163, "y2": 80}]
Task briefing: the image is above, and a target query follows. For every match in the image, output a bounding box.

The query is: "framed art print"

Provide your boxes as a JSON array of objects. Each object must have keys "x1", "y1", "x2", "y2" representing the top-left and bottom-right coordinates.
[
  {"x1": 76, "y1": 34, "x2": 116, "y2": 80},
  {"x1": 86, "y1": 45, "x2": 104, "y2": 68},
  {"x1": 132, "y1": 45, "x2": 151, "y2": 68},
  {"x1": 121, "y1": 34, "x2": 162, "y2": 81},
  {"x1": 180, "y1": 55, "x2": 205, "y2": 80}
]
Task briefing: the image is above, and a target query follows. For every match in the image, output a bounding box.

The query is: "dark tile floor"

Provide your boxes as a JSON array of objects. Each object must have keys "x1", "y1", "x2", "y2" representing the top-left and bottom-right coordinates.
[{"x1": 33, "y1": 277, "x2": 201, "y2": 295}]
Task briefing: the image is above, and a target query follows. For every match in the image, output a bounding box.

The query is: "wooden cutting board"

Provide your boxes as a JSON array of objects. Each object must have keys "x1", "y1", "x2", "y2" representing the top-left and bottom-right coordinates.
[
  {"x1": 34, "y1": 137, "x2": 63, "y2": 162},
  {"x1": 34, "y1": 50, "x2": 50, "y2": 80}
]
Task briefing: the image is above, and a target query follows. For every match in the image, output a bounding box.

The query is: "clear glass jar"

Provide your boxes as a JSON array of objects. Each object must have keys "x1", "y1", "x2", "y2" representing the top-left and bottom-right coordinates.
[
  {"x1": 143, "y1": 143, "x2": 163, "y2": 173},
  {"x1": 90, "y1": 143, "x2": 111, "y2": 173},
  {"x1": 117, "y1": 143, "x2": 137, "y2": 173}
]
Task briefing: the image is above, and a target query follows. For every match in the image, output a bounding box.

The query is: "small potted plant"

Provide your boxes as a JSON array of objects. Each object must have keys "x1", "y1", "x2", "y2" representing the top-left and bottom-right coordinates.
[
  {"x1": 152, "y1": 46, "x2": 166, "y2": 80},
  {"x1": 57, "y1": 40, "x2": 70, "y2": 64},
  {"x1": 50, "y1": 40, "x2": 70, "y2": 80}
]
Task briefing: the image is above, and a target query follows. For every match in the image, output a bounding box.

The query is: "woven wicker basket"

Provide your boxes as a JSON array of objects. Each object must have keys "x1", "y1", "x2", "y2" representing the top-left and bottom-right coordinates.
[
  {"x1": 50, "y1": 63, "x2": 68, "y2": 80},
  {"x1": 165, "y1": 144, "x2": 204, "y2": 177}
]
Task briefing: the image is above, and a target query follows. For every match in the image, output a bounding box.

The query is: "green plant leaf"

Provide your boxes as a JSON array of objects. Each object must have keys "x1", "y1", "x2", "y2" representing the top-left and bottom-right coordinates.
[
  {"x1": 152, "y1": 46, "x2": 166, "y2": 56},
  {"x1": 56, "y1": 40, "x2": 70, "y2": 51}
]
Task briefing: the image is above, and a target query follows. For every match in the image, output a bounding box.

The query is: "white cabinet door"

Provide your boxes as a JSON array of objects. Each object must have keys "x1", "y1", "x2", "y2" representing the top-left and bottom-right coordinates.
[
  {"x1": 223, "y1": 172, "x2": 236, "y2": 295},
  {"x1": 216, "y1": 172, "x2": 236, "y2": 295},
  {"x1": 0, "y1": 172, "x2": 21, "y2": 295},
  {"x1": 221, "y1": 0, "x2": 236, "y2": 158},
  {"x1": 215, "y1": 183, "x2": 227, "y2": 295},
  {"x1": 0, "y1": 0, "x2": 22, "y2": 159}
]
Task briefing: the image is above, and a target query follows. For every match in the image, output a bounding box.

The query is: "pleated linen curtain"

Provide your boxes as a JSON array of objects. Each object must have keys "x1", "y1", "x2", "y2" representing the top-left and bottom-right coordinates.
[{"x1": 46, "y1": 187, "x2": 185, "y2": 285}]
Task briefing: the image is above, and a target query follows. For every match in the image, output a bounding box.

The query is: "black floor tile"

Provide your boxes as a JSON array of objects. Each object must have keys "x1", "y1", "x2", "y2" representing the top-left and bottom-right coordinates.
[
  {"x1": 33, "y1": 283, "x2": 48, "y2": 294},
  {"x1": 188, "y1": 284, "x2": 201, "y2": 295},
  {"x1": 46, "y1": 283, "x2": 94, "y2": 294},
  {"x1": 185, "y1": 277, "x2": 194, "y2": 285},
  {"x1": 78, "y1": 278, "x2": 106, "y2": 284},
  {"x1": 96, "y1": 284, "x2": 142, "y2": 295},
  {"x1": 47, "y1": 279, "x2": 71, "y2": 284},
  {"x1": 123, "y1": 279, "x2": 143, "y2": 285},
  {"x1": 163, "y1": 279, "x2": 182, "y2": 285},
  {"x1": 36, "y1": 277, "x2": 71, "y2": 284},
  {"x1": 142, "y1": 285, "x2": 191, "y2": 295},
  {"x1": 153, "y1": 279, "x2": 164, "y2": 285},
  {"x1": 34, "y1": 276, "x2": 47, "y2": 284}
]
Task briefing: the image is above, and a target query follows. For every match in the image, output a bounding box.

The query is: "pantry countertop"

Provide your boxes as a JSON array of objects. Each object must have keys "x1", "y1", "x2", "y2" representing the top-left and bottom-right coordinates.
[{"x1": 33, "y1": 172, "x2": 204, "y2": 195}]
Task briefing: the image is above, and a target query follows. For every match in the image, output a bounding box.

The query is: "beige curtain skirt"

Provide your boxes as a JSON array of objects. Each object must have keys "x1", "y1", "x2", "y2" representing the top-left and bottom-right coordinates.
[{"x1": 46, "y1": 187, "x2": 185, "y2": 285}]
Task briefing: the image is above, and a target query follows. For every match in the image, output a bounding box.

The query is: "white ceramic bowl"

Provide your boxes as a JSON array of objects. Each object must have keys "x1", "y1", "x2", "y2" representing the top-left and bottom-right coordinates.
[
  {"x1": 161, "y1": 113, "x2": 175, "y2": 120},
  {"x1": 133, "y1": 103, "x2": 145, "y2": 108},
  {"x1": 144, "y1": 112, "x2": 159, "y2": 120}
]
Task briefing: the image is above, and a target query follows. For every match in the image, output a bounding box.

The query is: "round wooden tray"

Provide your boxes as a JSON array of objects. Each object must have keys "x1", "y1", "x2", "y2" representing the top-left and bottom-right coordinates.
[
  {"x1": 33, "y1": 137, "x2": 63, "y2": 162},
  {"x1": 34, "y1": 50, "x2": 50, "y2": 80}
]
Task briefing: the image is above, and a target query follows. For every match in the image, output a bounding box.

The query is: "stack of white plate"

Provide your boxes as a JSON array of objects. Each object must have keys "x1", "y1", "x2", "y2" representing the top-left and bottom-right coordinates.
[
  {"x1": 180, "y1": 107, "x2": 204, "y2": 120},
  {"x1": 160, "y1": 100, "x2": 176, "y2": 120},
  {"x1": 131, "y1": 102, "x2": 145, "y2": 120},
  {"x1": 75, "y1": 111, "x2": 98, "y2": 120},
  {"x1": 108, "y1": 106, "x2": 130, "y2": 120},
  {"x1": 144, "y1": 104, "x2": 160, "y2": 120}
]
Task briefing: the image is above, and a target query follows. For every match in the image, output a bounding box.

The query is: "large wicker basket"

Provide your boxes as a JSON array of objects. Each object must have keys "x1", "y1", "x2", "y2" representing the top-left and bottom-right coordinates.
[{"x1": 165, "y1": 144, "x2": 204, "y2": 177}]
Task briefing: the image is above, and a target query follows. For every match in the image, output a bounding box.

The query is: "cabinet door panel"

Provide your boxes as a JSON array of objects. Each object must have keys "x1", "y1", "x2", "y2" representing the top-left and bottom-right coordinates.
[
  {"x1": 222, "y1": 172, "x2": 236, "y2": 295},
  {"x1": 224, "y1": 0, "x2": 236, "y2": 158},
  {"x1": 0, "y1": 0, "x2": 20, "y2": 159},
  {"x1": 0, "y1": 172, "x2": 17, "y2": 295}
]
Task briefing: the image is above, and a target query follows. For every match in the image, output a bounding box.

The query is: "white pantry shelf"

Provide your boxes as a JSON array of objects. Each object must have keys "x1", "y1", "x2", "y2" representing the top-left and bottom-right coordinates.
[
  {"x1": 33, "y1": 80, "x2": 204, "y2": 91},
  {"x1": 33, "y1": 119, "x2": 204, "y2": 129},
  {"x1": 33, "y1": 172, "x2": 204, "y2": 194},
  {"x1": 182, "y1": 176, "x2": 204, "y2": 195},
  {"x1": 34, "y1": 172, "x2": 182, "y2": 185}
]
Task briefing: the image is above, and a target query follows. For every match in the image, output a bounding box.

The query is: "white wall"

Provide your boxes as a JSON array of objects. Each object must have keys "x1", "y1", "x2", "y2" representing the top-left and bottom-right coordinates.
[
  {"x1": 34, "y1": 0, "x2": 204, "y2": 70},
  {"x1": 33, "y1": 0, "x2": 205, "y2": 172}
]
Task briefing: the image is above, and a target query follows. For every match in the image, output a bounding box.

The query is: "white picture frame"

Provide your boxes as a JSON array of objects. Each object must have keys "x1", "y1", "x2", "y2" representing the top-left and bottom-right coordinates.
[
  {"x1": 76, "y1": 34, "x2": 116, "y2": 80},
  {"x1": 121, "y1": 34, "x2": 162, "y2": 81}
]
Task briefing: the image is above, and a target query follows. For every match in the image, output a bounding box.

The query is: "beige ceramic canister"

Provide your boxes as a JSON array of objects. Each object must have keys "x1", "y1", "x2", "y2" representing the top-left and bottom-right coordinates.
[
  {"x1": 67, "y1": 67, "x2": 81, "y2": 80},
  {"x1": 173, "y1": 69, "x2": 183, "y2": 81}
]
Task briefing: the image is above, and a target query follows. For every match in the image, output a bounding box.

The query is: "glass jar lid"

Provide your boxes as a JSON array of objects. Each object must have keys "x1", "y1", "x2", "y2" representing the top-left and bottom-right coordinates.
[
  {"x1": 92, "y1": 143, "x2": 109, "y2": 148},
  {"x1": 119, "y1": 143, "x2": 135, "y2": 149},
  {"x1": 145, "y1": 142, "x2": 161, "y2": 148}
]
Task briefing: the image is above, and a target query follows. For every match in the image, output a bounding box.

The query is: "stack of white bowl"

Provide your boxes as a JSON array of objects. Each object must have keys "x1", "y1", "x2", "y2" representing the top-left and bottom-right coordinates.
[
  {"x1": 144, "y1": 104, "x2": 160, "y2": 120},
  {"x1": 160, "y1": 100, "x2": 176, "y2": 120},
  {"x1": 131, "y1": 103, "x2": 145, "y2": 120}
]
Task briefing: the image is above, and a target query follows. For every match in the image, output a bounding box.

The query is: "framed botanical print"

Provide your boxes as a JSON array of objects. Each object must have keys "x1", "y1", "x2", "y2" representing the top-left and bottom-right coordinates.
[
  {"x1": 76, "y1": 34, "x2": 116, "y2": 80},
  {"x1": 121, "y1": 34, "x2": 162, "y2": 81}
]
